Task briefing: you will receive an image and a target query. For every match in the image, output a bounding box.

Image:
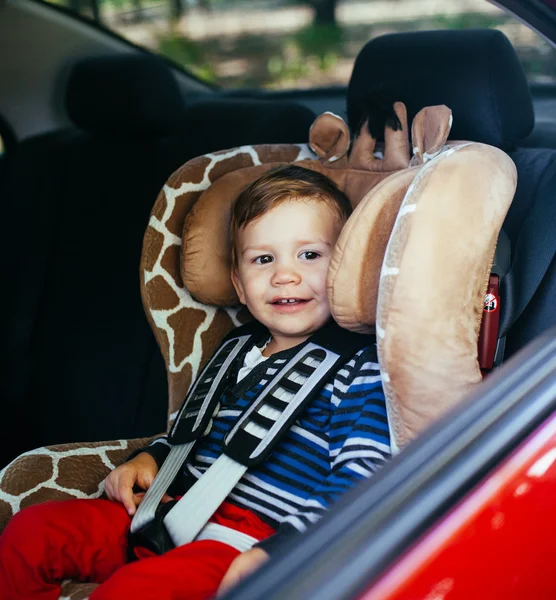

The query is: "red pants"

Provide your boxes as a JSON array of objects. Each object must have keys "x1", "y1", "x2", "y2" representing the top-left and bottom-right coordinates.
[{"x1": 0, "y1": 499, "x2": 274, "y2": 600}]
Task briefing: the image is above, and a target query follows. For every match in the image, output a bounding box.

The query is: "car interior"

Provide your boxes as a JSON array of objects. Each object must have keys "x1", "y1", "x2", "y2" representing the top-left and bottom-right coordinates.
[{"x1": 1, "y1": 0, "x2": 556, "y2": 595}]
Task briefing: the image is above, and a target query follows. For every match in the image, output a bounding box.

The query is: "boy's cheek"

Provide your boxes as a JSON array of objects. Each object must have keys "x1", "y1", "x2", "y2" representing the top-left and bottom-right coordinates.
[{"x1": 230, "y1": 269, "x2": 247, "y2": 305}]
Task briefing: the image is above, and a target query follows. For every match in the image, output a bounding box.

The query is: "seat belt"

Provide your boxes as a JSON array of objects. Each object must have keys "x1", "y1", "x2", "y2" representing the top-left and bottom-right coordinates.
[
  {"x1": 480, "y1": 159, "x2": 556, "y2": 372},
  {"x1": 130, "y1": 328, "x2": 255, "y2": 534},
  {"x1": 130, "y1": 324, "x2": 367, "y2": 551},
  {"x1": 478, "y1": 230, "x2": 510, "y2": 374},
  {"x1": 498, "y1": 164, "x2": 556, "y2": 346}
]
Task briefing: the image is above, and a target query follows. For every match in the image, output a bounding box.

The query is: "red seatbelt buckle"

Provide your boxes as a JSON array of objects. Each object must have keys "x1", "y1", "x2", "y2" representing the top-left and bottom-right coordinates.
[{"x1": 478, "y1": 274, "x2": 501, "y2": 375}]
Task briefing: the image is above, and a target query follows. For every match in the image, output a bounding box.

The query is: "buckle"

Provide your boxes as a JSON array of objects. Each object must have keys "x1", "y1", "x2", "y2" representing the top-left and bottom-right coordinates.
[{"x1": 127, "y1": 499, "x2": 177, "y2": 559}]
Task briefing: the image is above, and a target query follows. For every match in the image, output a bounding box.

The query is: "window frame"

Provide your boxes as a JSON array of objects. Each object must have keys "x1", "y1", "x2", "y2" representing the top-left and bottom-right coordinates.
[{"x1": 31, "y1": 0, "x2": 218, "y2": 90}]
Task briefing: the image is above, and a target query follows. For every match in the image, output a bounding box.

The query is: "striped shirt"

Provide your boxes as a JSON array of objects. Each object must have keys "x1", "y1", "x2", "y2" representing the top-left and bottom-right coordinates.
[{"x1": 144, "y1": 334, "x2": 391, "y2": 551}]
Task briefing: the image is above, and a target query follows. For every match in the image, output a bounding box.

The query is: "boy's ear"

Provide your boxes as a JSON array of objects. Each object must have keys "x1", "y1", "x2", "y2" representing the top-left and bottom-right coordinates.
[{"x1": 231, "y1": 268, "x2": 246, "y2": 305}]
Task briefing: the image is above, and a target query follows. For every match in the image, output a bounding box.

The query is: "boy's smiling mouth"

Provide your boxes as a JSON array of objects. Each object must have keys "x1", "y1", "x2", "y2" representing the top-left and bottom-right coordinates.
[{"x1": 270, "y1": 297, "x2": 310, "y2": 307}]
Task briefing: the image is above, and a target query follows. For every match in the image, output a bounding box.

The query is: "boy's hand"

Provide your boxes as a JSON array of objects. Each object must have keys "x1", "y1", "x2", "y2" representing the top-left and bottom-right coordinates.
[
  {"x1": 216, "y1": 547, "x2": 269, "y2": 597},
  {"x1": 104, "y1": 452, "x2": 171, "y2": 516}
]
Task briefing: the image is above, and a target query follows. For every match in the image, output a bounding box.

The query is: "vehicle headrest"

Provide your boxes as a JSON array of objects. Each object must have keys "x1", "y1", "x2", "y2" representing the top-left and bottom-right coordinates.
[
  {"x1": 348, "y1": 29, "x2": 534, "y2": 148},
  {"x1": 174, "y1": 98, "x2": 316, "y2": 154},
  {"x1": 66, "y1": 54, "x2": 184, "y2": 138}
]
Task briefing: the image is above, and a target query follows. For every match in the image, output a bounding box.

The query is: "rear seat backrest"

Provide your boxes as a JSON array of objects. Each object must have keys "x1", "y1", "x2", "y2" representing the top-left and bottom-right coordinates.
[
  {"x1": 0, "y1": 113, "x2": 16, "y2": 188},
  {"x1": 347, "y1": 29, "x2": 556, "y2": 361},
  {"x1": 0, "y1": 54, "x2": 315, "y2": 466}
]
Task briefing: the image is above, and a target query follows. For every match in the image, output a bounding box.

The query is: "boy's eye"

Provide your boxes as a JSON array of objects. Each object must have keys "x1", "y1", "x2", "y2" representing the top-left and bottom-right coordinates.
[
  {"x1": 299, "y1": 251, "x2": 320, "y2": 260},
  {"x1": 254, "y1": 255, "x2": 273, "y2": 265}
]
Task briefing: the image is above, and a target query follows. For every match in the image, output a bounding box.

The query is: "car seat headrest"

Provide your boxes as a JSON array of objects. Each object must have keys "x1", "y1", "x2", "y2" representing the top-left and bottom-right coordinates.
[
  {"x1": 180, "y1": 102, "x2": 442, "y2": 307},
  {"x1": 348, "y1": 29, "x2": 534, "y2": 149},
  {"x1": 66, "y1": 54, "x2": 184, "y2": 138},
  {"x1": 141, "y1": 105, "x2": 517, "y2": 448},
  {"x1": 175, "y1": 98, "x2": 316, "y2": 154}
]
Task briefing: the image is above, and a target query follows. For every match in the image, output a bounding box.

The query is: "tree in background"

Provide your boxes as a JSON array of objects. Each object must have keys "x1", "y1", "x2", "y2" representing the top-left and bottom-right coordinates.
[{"x1": 306, "y1": 0, "x2": 338, "y2": 25}]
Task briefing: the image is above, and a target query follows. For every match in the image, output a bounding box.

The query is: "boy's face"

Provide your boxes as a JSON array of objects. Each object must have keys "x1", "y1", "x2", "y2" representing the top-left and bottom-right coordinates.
[{"x1": 232, "y1": 198, "x2": 343, "y2": 351}]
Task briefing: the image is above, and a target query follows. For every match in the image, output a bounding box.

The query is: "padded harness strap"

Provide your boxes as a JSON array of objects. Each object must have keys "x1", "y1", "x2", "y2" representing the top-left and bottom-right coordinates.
[
  {"x1": 131, "y1": 322, "x2": 368, "y2": 550},
  {"x1": 194, "y1": 522, "x2": 259, "y2": 552},
  {"x1": 164, "y1": 342, "x2": 343, "y2": 546},
  {"x1": 169, "y1": 334, "x2": 254, "y2": 444},
  {"x1": 131, "y1": 330, "x2": 254, "y2": 534}
]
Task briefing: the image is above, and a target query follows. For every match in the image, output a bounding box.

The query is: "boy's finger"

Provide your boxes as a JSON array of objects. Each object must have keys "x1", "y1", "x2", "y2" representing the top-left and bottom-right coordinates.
[
  {"x1": 120, "y1": 488, "x2": 136, "y2": 515},
  {"x1": 104, "y1": 477, "x2": 113, "y2": 499},
  {"x1": 106, "y1": 474, "x2": 121, "y2": 502},
  {"x1": 138, "y1": 474, "x2": 153, "y2": 491},
  {"x1": 133, "y1": 492, "x2": 146, "y2": 506},
  {"x1": 119, "y1": 473, "x2": 137, "y2": 515}
]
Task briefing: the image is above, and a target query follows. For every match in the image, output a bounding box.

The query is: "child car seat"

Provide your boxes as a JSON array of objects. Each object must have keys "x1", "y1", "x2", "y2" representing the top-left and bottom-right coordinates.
[{"x1": 0, "y1": 105, "x2": 515, "y2": 599}]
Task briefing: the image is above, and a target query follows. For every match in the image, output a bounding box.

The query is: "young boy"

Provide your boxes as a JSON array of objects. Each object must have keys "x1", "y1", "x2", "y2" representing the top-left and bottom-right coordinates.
[{"x1": 0, "y1": 165, "x2": 391, "y2": 600}]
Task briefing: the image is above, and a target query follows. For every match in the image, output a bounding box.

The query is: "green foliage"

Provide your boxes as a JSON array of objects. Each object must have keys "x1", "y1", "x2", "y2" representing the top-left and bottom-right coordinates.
[
  {"x1": 157, "y1": 29, "x2": 217, "y2": 83},
  {"x1": 295, "y1": 23, "x2": 342, "y2": 62},
  {"x1": 61, "y1": 0, "x2": 556, "y2": 88},
  {"x1": 432, "y1": 12, "x2": 509, "y2": 30},
  {"x1": 267, "y1": 23, "x2": 343, "y2": 86}
]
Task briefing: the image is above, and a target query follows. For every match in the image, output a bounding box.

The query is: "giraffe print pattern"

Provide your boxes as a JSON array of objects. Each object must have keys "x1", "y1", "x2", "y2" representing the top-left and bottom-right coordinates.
[
  {"x1": 0, "y1": 143, "x2": 314, "y2": 599},
  {"x1": 0, "y1": 438, "x2": 152, "y2": 532},
  {"x1": 141, "y1": 143, "x2": 316, "y2": 423}
]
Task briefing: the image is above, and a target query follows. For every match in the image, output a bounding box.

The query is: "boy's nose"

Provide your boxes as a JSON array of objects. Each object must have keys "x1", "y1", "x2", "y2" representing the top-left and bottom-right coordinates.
[{"x1": 271, "y1": 263, "x2": 301, "y2": 286}]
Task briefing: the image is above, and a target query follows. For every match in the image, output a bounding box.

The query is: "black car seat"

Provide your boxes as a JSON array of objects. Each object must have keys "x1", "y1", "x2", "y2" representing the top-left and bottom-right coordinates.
[
  {"x1": 0, "y1": 113, "x2": 17, "y2": 191},
  {"x1": 347, "y1": 29, "x2": 556, "y2": 365},
  {"x1": 0, "y1": 54, "x2": 315, "y2": 467}
]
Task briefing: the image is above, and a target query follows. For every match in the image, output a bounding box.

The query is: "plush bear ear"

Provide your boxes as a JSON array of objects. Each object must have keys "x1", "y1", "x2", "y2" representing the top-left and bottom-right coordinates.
[
  {"x1": 309, "y1": 112, "x2": 350, "y2": 166},
  {"x1": 410, "y1": 105, "x2": 453, "y2": 166}
]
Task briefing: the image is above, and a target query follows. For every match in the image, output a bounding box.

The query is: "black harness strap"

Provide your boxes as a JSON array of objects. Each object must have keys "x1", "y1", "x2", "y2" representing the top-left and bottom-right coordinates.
[
  {"x1": 224, "y1": 325, "x2": 368, "y2": 466},
  {"x1": 130, "y1": 321, "x2": 369, "y2": 553},
  {"x1": 169, "y1": 321, "x2": 266, "y2": 444}
]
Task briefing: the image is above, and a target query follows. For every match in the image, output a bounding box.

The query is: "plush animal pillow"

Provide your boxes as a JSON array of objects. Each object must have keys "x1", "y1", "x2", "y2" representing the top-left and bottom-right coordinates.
[{"x1": 140, "y1": 103, "x2": 516, "y2": 449}]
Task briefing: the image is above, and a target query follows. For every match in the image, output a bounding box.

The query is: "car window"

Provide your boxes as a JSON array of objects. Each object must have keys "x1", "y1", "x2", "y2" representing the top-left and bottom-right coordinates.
[{"x1": 39, "y1": 0, "x2": 556, "y2": 89}]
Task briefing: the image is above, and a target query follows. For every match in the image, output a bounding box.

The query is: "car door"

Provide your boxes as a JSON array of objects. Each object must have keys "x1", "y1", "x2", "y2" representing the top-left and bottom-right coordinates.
[{"x1": 223, "y1": 329, "x2": 556, "y2": 599}]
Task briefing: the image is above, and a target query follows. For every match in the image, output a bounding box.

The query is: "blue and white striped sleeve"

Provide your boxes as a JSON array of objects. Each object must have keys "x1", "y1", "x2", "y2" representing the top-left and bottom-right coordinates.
[{"x1": 256, "y1": 347, "x2": 391, "y2": 554}]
